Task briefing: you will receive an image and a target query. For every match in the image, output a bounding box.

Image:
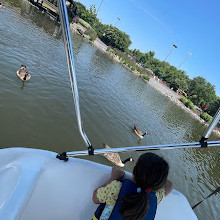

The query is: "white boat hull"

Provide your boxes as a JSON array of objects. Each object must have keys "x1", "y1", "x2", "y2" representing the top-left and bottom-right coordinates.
[{"x1": 0, "y1": 148, "x2": 197, "y2": 220}]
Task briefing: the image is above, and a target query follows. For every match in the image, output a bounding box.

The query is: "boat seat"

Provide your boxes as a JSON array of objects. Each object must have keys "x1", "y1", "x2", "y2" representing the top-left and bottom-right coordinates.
[{"x1": 0, "y1": 153, "x2": 45, "y2": 220}]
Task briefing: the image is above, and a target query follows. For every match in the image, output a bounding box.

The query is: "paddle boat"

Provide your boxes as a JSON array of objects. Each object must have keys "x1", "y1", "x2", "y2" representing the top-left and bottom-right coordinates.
[
  {"x1": 0, "y1": 147, "x2": 198, "y2": 220},
  {"x1": 1, "y1": 1, "x2": 219, "y2": 219}
]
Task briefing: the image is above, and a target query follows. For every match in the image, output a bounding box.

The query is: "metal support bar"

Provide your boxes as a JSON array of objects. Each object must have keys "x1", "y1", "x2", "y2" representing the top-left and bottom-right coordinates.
[
  {"x1": 203, "y1": 107, "x2": 220, "y2": 139},
  {"x1": 199, "y1": 107, "x2": 220, "y2": 148},
  {"x1": 57, "y1": 0, "x2": 93, "y2": 153},
  {"x1": 65, "y1": 141, "x2": 220, "y2": 157}
]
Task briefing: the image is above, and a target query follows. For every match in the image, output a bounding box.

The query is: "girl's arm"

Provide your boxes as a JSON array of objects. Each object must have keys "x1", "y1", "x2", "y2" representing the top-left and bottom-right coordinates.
[
  {"x1": 156, "y1": 179, "x2": 173, "y2": 204},
  {"x1": 164, "y1": 179, "x2": 173, "y2": 196},
  {"x1": 93, "y1": 167, "x2": 125, "y2": 204}
]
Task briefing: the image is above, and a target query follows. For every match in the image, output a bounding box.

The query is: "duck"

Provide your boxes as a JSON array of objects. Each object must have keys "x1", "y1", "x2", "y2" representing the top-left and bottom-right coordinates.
[
  {"x1": 17, "y1": 65, "x2": 31, "y2": 82},
  {"x1": 103, "y1": 144, "x2": 134, "y2": 167},
  {"x1": 133, "y1": 125, "x2": 148, "y2": 139}
]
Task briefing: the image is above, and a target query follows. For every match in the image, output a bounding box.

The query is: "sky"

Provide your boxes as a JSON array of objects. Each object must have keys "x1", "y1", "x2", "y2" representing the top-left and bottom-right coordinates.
[{"x1": 78, "y1": 0, "x2": 220, "y2": 96}]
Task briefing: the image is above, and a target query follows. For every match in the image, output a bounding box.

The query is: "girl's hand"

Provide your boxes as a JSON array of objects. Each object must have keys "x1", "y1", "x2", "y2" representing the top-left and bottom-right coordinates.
[
  {"x1": 111, "y1": 167, "x2": 125, "y2": 180},
  {"x1": 93, "y1": 167, "x2": 125, "y2": 204}
]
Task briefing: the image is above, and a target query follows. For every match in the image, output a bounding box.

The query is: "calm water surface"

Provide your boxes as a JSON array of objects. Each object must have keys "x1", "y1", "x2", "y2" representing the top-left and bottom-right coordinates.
[{"x1": 0, "y1": 2, "x2": 219, "y2": 219}]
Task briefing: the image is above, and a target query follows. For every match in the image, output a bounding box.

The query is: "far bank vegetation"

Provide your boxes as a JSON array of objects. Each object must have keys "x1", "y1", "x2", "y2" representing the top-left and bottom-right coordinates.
[{"x1": 48, "y1": 0, "x2": 219, "y2": 123}]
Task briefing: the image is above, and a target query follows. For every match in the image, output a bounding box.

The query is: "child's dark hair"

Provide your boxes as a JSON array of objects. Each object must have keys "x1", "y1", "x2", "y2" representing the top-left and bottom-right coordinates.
[{"x1": 120, "y1": 152, "x2": 169, "y2": 220}]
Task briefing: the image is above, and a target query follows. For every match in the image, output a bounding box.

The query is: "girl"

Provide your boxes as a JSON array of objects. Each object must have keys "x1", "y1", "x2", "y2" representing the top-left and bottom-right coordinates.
[{"x1": 93, "y1": 152, "x2": 173, "y2": 220}]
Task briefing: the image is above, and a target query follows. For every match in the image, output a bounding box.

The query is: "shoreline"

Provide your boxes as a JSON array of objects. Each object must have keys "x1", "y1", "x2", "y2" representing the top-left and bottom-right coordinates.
[
  {"x1": 22, "y1": 0, "x2": 219, "y2": 137},
  {"x1": 69, "y1": 23, "x2": 220, "y2": 137}
]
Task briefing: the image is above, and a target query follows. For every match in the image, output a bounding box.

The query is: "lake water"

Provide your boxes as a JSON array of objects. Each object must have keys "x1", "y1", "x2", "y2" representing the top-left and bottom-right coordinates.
[{"x1": 0, "y1": 1, "x2": 219, "y2": 219}]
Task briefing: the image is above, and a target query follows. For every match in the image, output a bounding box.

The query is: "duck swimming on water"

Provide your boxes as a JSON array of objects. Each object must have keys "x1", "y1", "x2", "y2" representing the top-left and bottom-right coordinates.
[
  {"x1": 17, "y1": 65, "x2": 31, "y2": 81},
  {"x1": 103, "y1": 144, "x2": 134, "y2": 167},
  {"x1": 133, "y1": 125, "x2": 148, "y2": 139}
]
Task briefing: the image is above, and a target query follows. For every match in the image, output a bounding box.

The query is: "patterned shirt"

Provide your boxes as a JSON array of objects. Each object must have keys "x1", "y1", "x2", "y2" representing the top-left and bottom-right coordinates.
[{"x1": 96, "y1": 180, "x2": 165, "y2": 219}]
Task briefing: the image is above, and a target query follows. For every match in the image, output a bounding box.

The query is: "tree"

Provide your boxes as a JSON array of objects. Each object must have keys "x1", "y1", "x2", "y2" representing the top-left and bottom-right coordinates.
[
  {"x1": 130, "y1": 50, "x2": 155, "y2": 64},
  {"x1": 102, "y1": 25, "x2": 132, "y2": 51},
  {"x1": 144, "y1": 57, "x2": 160, "y2": 73},
  {"x1": 161, "y1": 67, "x2": 190, "y2": 91},
  {"x1": 188, "y1": 77, "x2": 216, "y2": 107},
  {"x1": 65, "y1": 1, "x2": 87, "y2": 21},
  {"x1": 80, "y1": 5, "x2": 98, "y2": 27},
  {"x1": 147, "y1": 51, "x2": 155, "y2": 59},
  {"x1": 74, "y1": 1, "x2": 86, "y2": 17},
  {"x1": 174, "y1": 71, "x2": 190, "y2": 91},
  {"x1": 131, "y1": 49, "x2": 143, "y2": 62},
  {"x1": 207, "y1": 97, "x2": 220, "y2": 116}
]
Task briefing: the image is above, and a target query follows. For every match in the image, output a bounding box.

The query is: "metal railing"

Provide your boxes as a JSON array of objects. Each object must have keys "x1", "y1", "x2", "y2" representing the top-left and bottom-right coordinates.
[
  {"x1": 65, "y1": 141, "x2": 220, "y2": 157},
  {"x1": 203, "y1": 107, "x2": 220, "y2": 139},
  {"x1": 57, "y1": 0, "x2": 94, "y2": 154}
]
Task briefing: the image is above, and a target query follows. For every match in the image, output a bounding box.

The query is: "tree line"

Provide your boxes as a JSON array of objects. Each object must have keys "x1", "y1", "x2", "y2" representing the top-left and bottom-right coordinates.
[{"x1": 48, "y1": 0, "x2": 219, "y2": 116}]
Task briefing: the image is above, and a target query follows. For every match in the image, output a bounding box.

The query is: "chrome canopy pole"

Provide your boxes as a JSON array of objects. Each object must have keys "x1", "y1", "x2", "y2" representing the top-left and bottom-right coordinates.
[
  {"x1": 200, "y1": 107, "x2": 220, "y2": 147},
  {"x1": 203, "y1": 107, "x2": 220, "y2": 139},
  {"x1": 57, "y1": 0, "x2": 93, "y2": 154},
  {"x1": 66, "y1": 141, "x2": 220, "y2": 157}
]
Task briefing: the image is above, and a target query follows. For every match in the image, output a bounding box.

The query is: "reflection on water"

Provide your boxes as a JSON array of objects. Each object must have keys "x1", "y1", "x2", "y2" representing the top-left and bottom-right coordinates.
[{"x1": 1, "y1": 1, "x2": 220, "y2": 219}]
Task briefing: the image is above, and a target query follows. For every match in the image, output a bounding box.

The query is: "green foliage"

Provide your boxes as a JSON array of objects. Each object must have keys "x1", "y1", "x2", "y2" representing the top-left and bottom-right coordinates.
[
  {"x1": 106, "y1": 47, "x2": 111, "y2": 52},
  {"x1": 127, "y1": 48, "x2": 217, "y2": 108},
  {"x1": 65, "y1": 1, "x2": 86, "y2": 21},
  {"x1": 68, "y1": 3, "x2": 130, "y2": 52},
  {"x1": 153, "y1": 64, "x2": 190, "y2": 91},
  {"x1": 180, "y1": 97, "x2": 194, "y2": 109},
  {"x1": 80, "y1": 5, "x2": 98, "y2": 27},
  {"x1": 84, "y1": 28, "x2": 97, "y2": 41},
  {"x1": 102, "y1": 25, "x2": 132, "y2": 51},
  {"x1": 95, "y1": 29, "x2": 103, "y2": 39},
  {"x1": 143, "y1": 75, "x2": 150, "y2": 81},
  {"x1": 78, "y1": 18, "x2": 91, "y2": 28},
  {"x1": 94, "y1": 23, "x2": 109, "y2": 33},
  {"x1": 127, "y1": 48, "x2": 192, "y2": 92},
  {"x1": 207, "y1": 97, "x2": 220, "y2": 117},
  {"x1": 136, "y1": 66, "x2": 145, "y2": 75},
  {"x1": 180, "y1": 97, "x2": 188, "y2": 104},
  {"x1": 200, "y1": 112, "x2": 213, "y2": 122},
  {"x1": 89, "y1": 35, "x2": 97, "y2": 41},
  {"x1": 74, "y1": 1, "x2": 86, "y2": 17},
  {"x1": 108, "y1": 48, "x2": 150, "y2": 77},
  {"x1": 131, "y1": 50, "x2": 155, "y2": 64},
  {"x1": 188, "y1": 77, "x2": 216, "y2": 107},
  {"x1": 186, "y1": 101, "x2": 194, "y2": 110}
]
